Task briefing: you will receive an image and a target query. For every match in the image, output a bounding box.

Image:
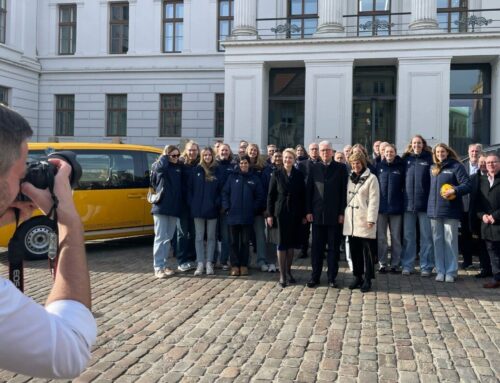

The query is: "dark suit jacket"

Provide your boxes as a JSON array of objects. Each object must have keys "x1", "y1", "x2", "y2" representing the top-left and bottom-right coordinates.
[
  {"x1": 306, "y1": 160, "x2": 348, "y2": 226},
  {"x1": 474, "y1": 172, "x2": 500, "y2": 241}
]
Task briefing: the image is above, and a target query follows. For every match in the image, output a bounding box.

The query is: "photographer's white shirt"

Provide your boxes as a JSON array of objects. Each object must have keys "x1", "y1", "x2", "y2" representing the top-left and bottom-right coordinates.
[{"x1": 0, "y1": 277, "x2": 97, "y2": 378}]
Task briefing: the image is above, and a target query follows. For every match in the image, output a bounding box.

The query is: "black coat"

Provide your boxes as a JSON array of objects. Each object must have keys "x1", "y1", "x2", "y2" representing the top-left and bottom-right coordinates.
[
  {"x1": 150, "y1": 156, "x2": 184, "y2": 217},
  {"x1": 375, "y1": 156, "x2": 405, "y2": 215},
  {"x1": 306, "y1": 160, "x2": 348, "y2": 226},
  {"x1": 267, "y1": 167, "x2": 306, "y2": 247},
  {"x1": 474, "y1": 173, "x2": 500, "y2": 241}
]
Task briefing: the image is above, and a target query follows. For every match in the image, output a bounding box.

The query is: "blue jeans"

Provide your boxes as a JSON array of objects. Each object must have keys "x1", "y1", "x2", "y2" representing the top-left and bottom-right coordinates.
[
  {"x1": 194, "y1": 218, "x2": 217, "y2": 264},
  {"x1": 153, "y1": 214, "x2": 178, "y2": 271},
  {"x1": 253, "y1": 216, "x2": 267, "y2": 266},
  {"x1": 176, "y1": 208, "x2": 195, "y2": 265},
  {"x1": 401, "y1": 212, "x2": 434, "y2": 273},
  {"x1": 377, "y1": 214, "x2": 402, "y2": 268},
  {"x1": 430, "y1": 218, "x2": 459, "y2": 277}
]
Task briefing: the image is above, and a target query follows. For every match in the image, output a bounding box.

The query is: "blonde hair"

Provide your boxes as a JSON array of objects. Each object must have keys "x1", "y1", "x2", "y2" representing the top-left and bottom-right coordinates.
[
  {"x1": 282, "y1": 148, "x2": 297, "y2": 160},
  {"x1": 352, "y1": 144, "x2": 371, "y2": 164},
  {"x1": 181, "y1": 140, "x2": 200, "y2": 165},
  {"x1": 348, "y1": 152, "x2": 367, "y2": 168},
  {"x1": 246, "y1": 143, "x2": 266, "y2": 170},
  {"x1": 200, "y1": 147, "x2": 217, "y2": 181},
  {"x1": 431, "y1": 143, "x2": 460, "y2": 176}
]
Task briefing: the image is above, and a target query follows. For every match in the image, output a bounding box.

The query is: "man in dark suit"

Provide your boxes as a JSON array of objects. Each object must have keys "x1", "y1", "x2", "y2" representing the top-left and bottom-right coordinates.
[
  {"x1": 460, "y1": 143, "x2": 482, "y2": 269},
  {"x1": 306, "y1": 141, "x2": 348, "y2": 288},
  {"x1": 473, "y1": 153, "x2": 500, "y2": 288}
]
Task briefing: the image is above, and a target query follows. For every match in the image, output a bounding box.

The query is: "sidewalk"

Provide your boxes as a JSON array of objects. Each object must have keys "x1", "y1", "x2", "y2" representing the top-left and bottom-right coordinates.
[{"x1": 1, "y1": 238, "x2": 499, "y2": 382}]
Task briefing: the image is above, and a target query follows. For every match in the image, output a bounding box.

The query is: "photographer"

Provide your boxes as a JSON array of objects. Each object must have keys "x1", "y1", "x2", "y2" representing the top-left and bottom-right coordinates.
[{"x1": 0, "y1": 105, "x2": 96, "y2": 378}]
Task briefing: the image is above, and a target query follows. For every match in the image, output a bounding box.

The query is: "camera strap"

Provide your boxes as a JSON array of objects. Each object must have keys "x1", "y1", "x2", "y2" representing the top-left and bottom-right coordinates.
[
  {"x1": 46, "y1": 182, "x2": 59, "y2": 280},
  {"x1": 8, "y1": 208, "x2": 24, "y2": 292}
]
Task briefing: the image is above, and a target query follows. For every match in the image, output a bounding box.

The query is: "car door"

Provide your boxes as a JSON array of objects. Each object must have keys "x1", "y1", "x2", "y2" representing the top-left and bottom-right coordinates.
[{"x1": 72, "y1": 150, "x2": 146, "y2": 239}]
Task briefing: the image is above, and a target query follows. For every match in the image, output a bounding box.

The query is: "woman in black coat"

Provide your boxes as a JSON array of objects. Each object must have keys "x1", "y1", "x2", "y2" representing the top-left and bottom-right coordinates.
[{"x1": 267, "y1": 148, "x2": 306, "y2": 287}]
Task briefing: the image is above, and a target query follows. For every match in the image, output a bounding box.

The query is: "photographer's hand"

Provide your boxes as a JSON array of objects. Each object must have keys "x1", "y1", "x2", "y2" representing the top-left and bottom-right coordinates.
[
  {"x1": 0, "y1": 201, "x2": 36, "y2": 227},
  {"x1": 21, "y1": 158, "x2": 91, "y2": 310}
]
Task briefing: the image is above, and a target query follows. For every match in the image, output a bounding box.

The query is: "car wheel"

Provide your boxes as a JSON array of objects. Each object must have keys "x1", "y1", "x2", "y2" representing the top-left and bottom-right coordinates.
[{"x1": 15, "y1": 216, "x2": 57, "y2": 261}]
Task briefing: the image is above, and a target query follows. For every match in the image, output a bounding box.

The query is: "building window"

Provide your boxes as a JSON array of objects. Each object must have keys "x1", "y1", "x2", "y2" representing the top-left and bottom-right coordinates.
[
  {"x1": 449, "y1": 64, "x2": 490, "y2": 156},
  {"x1": 110, "y1": 3, "x2": 128, "y2": 54},
  {"x1": 288, "y1": 0, "x2": 318, "y2": 39},
  {"x1": 163, "y1": 0, "x2": 183, "y2": 52},
  {"x1": 59, "y1": 5, "x2": 77, "y2": 55},
  {"x1": 160, "y1": 94, "x2": 182, "y2": 137},
  {"x1": 438, "y1": 0, "x2": 468, "y2": 33},
  {"x1": 352, "y1": 67, "x2": 396, "y2": 154},
  {"x1": 217, "y1": 0, "x2": 233, "y2": 51},
  {"x1": 55, "y1": 95, "x2": 75, "y2": 136},
  {"x1": 107, "y1": 94, "x2": 127, "y2": 136},
  {"x1": 215, "y1": 94, "x2": 224, "y2": 137},
  {"x1": 357, "y1": 0, "x2": 391, "y2": 36},
  {"x1": 0, "y1": 86, "x2": 8, "y2": 105},
  {"x1": 0, "y1": 0, "x2": 6, "y2": 44}
]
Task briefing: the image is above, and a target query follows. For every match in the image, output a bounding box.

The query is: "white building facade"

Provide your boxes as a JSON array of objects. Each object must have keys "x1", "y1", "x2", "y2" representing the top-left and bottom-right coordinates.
[{"x1": 0, "y1": 0, "x2": 499, "y2": 154}]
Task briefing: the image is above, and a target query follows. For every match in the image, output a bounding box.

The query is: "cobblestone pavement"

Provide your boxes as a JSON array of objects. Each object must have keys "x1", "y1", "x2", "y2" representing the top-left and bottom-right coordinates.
[{"x1": 1, "y1": 237, "x2": 499, "y2": 383}]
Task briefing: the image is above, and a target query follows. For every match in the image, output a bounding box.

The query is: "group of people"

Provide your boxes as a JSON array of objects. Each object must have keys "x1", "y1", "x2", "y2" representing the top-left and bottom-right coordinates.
[{"x1": 149, "y1": 137, "x2": 500, "y2": 292}]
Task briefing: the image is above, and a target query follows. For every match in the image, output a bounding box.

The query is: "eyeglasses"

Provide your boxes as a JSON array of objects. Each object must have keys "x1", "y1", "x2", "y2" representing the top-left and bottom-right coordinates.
[
  {"x1": 486, "y1": 161, "x2": 498, "y2": 165},
  {"x1": 170, "y1": 154, "x2": 180, "y2": 158}
]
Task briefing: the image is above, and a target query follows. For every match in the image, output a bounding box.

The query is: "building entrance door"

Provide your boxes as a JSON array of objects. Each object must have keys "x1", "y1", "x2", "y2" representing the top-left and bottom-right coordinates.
[{"x1": 268, "y1": 68, "x2": 305, "y2": 149}]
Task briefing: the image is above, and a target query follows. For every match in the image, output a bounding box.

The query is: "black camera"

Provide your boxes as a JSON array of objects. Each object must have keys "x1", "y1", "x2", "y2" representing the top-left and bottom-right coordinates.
[{"x1": 19, "y1": 151, "x2": 82, "y2": 196}]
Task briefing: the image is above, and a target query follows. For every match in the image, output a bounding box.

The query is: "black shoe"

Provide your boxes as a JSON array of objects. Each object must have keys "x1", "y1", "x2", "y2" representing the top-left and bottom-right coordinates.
[
  {"x1": 475, "y1": 270, "x2": 493, "y2": 278},
  {"x1": 288, "y1": 275, "x2": 297, "y2": 284},
  {"x1": 349, "y1": 277, "x2": 363, "y2": 290},
  {"x1": 329, "y1": 281, "x2": 338, "y2": 288},
  {"x1": 360, "y1": 279, "x2": 372, "y2": 292},
  {"x1": 389, "y1": 267, "x2": 398, "y2": 274},
  {"x1": 299, "y1": 252, "x2": 308, "y2": 259},
  {"x1": 279, "y1": 280, "x2": 287, "y2": 288},
  {"x1": 461, "y1": 261, "x2": 473, "y2": 270},
  {"x1": 378, "y1": 266, "x2": 387, "y2": 274},
  {"x1": 306, "y1": 280, "x2": 319, "y2": 288}
]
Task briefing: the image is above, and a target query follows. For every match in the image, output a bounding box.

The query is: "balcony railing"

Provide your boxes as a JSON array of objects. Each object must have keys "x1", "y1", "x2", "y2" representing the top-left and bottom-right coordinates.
[{"x1": 255, "y1": 8, "x2": 500, "y2": 40}]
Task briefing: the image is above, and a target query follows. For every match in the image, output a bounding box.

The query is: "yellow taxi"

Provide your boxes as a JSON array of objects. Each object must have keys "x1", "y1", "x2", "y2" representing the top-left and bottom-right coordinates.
[{"x1": 0, "y1": 142, "x2": 163, "y2": 259}]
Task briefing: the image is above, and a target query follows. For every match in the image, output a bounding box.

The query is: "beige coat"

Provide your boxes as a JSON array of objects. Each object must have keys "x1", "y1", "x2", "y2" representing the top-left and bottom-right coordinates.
[{"x1": 343, "y1": 168, "x2": 380, "y2": 239}]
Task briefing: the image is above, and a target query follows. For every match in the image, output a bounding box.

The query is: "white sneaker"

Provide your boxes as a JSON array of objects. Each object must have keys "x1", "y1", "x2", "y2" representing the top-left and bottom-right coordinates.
[
  {"x1": 268, "y1": 264, "x2": 276, "y2": 272},
  {"x1": 260, "y1": 264, "x2": 269, "y2": 272},
  {"x1": 435, "y1": 273, "x2": 445, "y2": 282},
  {"x1": 164, "y1": 267, "x2": 175, "y2": 276},
  {"x1": 421, "y1": 270, "x2": 431, "y2": 277},
  {"x1": 402, "y1": 270, "x2": 411, "y2": 276},
  {"x1": 155, "y1": 269, "x2": 166, "y2": 279},
  {"x1": 194, "y1": 262, "x2": 204, "y2": 276},
  {"x1": 177, "y1": 263, "x2": 191, "y2": 272},
  {"x1": 445, "y1": 275, "x2": 455, "y2": 283},
  {"x1": 206, "y1": 262, "x2": 215, "y2": 275},
  {"x1": 222, "y1": 264, "x2": 229, "y2": 271}
]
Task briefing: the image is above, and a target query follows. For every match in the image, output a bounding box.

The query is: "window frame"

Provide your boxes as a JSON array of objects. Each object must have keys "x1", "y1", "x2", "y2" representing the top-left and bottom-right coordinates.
[
  {"x1": 287, "y1": 0, "x2": 318, "y2": 39},
  {"x1": 159, "y1": 94, "x2": 182, "y2": 137},
  {"x1": 437, "y1": 0, "x2": 468, "y2": 33},
  {"x1": 217, "y1": 0, "x2": 233, "y2": 52},
  {"x1": 0, "y1": 86, "x2": 8, "y2": 106},
  {"x1": 214, "y1": 93, "x2": 224, "y2": 137},
  {"x1": 106, "y1": 94, "x2": 127, "y2": 137},
  {"x1": 55, "y1": 94, "x2": 75, "y2": 136},
  {"x1": 109, "y1": 2, "x2": 129, "y2": 54},
  {"x1": 0, "y1": 0, "x2": 6, "y2": 44},
  {"x1": 58, "y1": 4, "x2": 77, "y2": 55},
  {"x1": 357, "y1": 0, "x2": 392, "y2": 37},
  {"x1": 162, "y1": 0, "x2": 183, "y2": 53}
]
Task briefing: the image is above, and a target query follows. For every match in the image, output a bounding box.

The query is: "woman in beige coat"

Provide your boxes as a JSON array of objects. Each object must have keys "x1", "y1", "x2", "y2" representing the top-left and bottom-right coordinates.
[{"x1": 343, "y1": 152, "x2": 380, "y2": 292}]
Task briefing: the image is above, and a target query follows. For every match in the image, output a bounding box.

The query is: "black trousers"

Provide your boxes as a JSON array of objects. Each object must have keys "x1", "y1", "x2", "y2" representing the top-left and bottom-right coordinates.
[
  {"x1": 478, "y1": 239, "x2": 492, "y2": 274},
  {"x1": 485, "y1": 240, "x2": 500, "y2": 281},
  {"x1": 459, "y1": 212, "x2": 473, "y2": 265},
  {"x1": 301, "y1": 222, "x2": 311, "y2": 255},
  {"x1": 311, "y1": 224, "x2": 341, "y2": 283},
  {"x1": 229, "y1": 225, "x2": 252, "y2": 267},
  {"x1": 349, "y1": 236, "x2": 375, "y2": 280}
]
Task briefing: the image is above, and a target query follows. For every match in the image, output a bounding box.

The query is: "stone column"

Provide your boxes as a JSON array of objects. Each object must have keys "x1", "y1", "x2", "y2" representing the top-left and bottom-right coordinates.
[
  {"x1": 232, "y1": 0, "x2": 257, "y2": 39},
  {"x1": 409, "y1": 0, "x2": 439, "y2": 33},
  {"x1": 315, "y1": 0, "x2": 345, "y2": 36}
]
